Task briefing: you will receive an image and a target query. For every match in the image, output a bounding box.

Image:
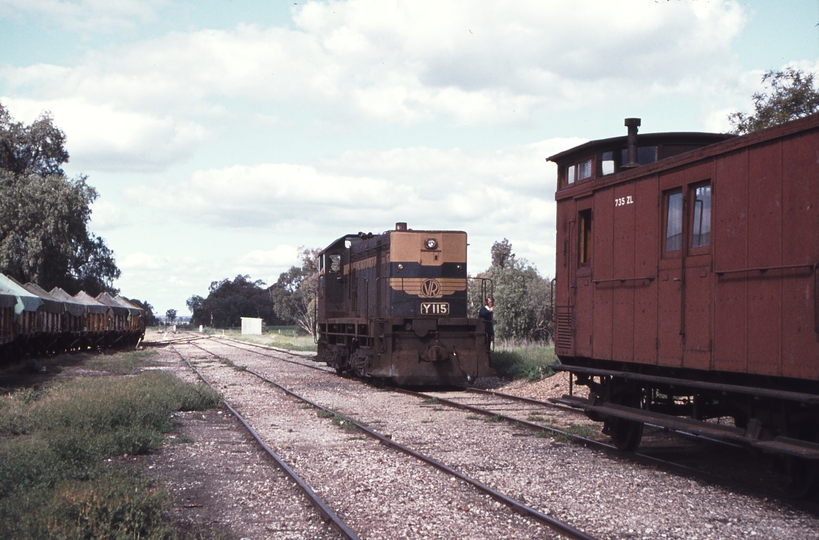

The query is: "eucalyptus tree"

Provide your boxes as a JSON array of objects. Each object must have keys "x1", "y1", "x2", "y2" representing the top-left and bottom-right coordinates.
[
  {"x1": 0, "y1": 103, "x2": 120, "y2": 295},
  {"x1": 469, "y1": 239, "x2": 553, "y2": 343},
  {"x1": 269, "y1": 248, "x2": 320, "y2": 338},
  {"x1": 728, "y1": 67, "x2": 819, "y2": 134}
]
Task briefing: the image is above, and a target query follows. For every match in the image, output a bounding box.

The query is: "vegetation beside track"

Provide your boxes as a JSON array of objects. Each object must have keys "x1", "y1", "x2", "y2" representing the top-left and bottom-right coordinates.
[
  {"x1": 490, "y1": 341, "x2": 558, "y2": 381},
  {"x1": 0, "y1": 350, "x2": 223, "y2": 539}
]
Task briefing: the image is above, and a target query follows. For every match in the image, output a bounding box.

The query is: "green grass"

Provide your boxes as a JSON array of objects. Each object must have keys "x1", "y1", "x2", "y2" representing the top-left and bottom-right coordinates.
[
  {"x1": 0, "y1": 368, "x2": 223, "y2": 539},
  {"x1": 331, "y1": 415, "x2": 359, "y2": 432},
  {"x1": 490, "y1": 341, "x2": 558, "y2": 381},
  {"x1": 538, "y1": 423, "x2": 600, "y2": 442},
  {"x1": 204, "y1": 327, "x2": 317, "y2": 352},
  {"x1": 85, "y1": 349, "x2": 162, "y2": 373}
]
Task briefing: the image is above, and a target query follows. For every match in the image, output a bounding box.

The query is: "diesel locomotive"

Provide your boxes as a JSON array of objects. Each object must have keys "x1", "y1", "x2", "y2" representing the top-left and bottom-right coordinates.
[
  {"x1": 316, "y1": 223, "x2": 493, "y2": 386},
  {"x1": 550, "y1": 115, "x2": 819, "y2": 496}
]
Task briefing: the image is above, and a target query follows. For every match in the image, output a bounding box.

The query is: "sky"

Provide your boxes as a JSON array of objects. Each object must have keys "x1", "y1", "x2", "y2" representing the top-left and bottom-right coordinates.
[{"x1": 1, "y1": 0, "x2": 818, "y2": 317}]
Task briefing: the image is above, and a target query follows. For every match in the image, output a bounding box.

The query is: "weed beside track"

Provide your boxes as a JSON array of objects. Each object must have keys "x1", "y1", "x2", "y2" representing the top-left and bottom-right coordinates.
[{"x1": 0, "y1": 351, "x2": 222, "y2": 540}]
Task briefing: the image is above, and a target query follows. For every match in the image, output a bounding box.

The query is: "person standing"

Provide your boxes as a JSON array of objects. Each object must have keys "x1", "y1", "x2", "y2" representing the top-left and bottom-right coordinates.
[{"x1": 479, "y1": 296, "x2": 494, "y2": 350}]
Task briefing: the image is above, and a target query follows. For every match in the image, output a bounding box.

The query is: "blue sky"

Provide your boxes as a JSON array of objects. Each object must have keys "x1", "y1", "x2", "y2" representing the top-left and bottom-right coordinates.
[{"x1": 1, "y1": 0, "x2": 818, "y2": 316}]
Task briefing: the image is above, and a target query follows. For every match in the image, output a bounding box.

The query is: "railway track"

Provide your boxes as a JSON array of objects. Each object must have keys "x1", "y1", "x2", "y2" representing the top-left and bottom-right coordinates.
[
  {"x1": 212, "y1": 335, "x2": 809, "y2": 501},
  {"x1": 171, "y1": 342, "x2": 359, "y2": 540},
  {"x1": 401, "y1": 387, "x2": 786, "y2": 499},
  {"x1": 160, "y1": 334, "x2": 819, "y2": 538},
  {"x1": 176, "y1": 336, "x2": 595, "y2": 539}
]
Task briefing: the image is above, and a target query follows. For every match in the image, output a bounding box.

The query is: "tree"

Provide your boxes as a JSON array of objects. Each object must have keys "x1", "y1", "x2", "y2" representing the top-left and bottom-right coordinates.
[
  {"x1": 166, "y1": 309, "x2": 177, "y2": 324},
  {"x1": 728, "y1": 67, "x2": 819, "y2": 134},
  {"x1": 0, "y1": 103, "x2": 120, "y2": 294},
  {"x1": 125, "y1": 298, "x2": 158, "y2": 326},
  {"x1": 186, "y1": 275, "x2": 283, "y2": 328},
  {"x1": 186, "y1": 295, "x2": 205, "y2": 323},
  {"x1": 270, "y1": 248, "x2": 320, "y2": 338},
  {"x1": 491, "y1": 238, "x2": 514, "y2": 269},
  {"x1": 0, "y1": 106, "x2": 69, "y2": 176},
  {"x1": 470, "y1": 239, "x2": 553, "y2": 342}
]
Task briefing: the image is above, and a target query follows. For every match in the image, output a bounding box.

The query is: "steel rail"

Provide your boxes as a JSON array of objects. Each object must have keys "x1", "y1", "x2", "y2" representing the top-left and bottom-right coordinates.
[
  {"x1": 170, "y1": 343, "x2": 361, "y2": 540},
  {"x1": 466, "y1": 387, "x2": 746, "y2": 449},
  {"x1": 193, "y1": 336, "x2": 764, "y2": 494},
  {"x1": 207, "y1": 335, "x2": 331, "y2": 372},
  {"x1": 202, "y1": 337, "x2": 758, "y2": 492}
]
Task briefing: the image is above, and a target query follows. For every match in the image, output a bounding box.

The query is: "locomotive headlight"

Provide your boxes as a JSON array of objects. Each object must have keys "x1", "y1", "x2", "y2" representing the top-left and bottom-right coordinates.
[{"x1": 424, "y1": 238, "x2": 438, "y2": 250}]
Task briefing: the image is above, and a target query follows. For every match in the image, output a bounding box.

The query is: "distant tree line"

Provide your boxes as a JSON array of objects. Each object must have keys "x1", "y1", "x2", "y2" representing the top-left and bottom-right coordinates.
[
  {"x1": 0, "y1": 103, "x2": 121, "y2": 296},
  {"x1": 188, "y1": 243, "x2": 553, "y2": 342},
  {"x1": 187, "y1": 275, "x2": 286, "y2": 328}
]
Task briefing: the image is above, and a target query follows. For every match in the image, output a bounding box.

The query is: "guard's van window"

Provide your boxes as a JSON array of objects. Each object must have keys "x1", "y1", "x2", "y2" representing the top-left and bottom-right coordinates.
[{"x1": 665, "y1": 190, "x2": 683, "y2": 253}]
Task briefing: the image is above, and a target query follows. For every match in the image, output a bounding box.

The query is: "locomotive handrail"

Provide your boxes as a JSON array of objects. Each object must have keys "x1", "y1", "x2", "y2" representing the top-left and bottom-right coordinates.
[
  {"x1": 592, "y1": 275, "x2": 655, "y2": 284},
  {"x1": 715, "y1": 263, "x2": 818, "y2": 276}
]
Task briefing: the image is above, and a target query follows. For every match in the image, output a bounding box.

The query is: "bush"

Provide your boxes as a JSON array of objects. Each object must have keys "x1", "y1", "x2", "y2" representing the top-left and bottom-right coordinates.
[
  {"x1": 491, "y1": 341, "x2": 558, "y2": 381},
  {"x1": 0, "y1": 469, "x2": 175, "y2": 540},
  {"x1": 0, "y1": 369, "x2": 223, "y2": 539}
]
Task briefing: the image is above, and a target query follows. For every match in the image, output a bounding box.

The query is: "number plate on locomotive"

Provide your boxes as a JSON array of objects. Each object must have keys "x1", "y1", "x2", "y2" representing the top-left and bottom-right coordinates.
[{"x1": 420, "y1": 302, "x2": 449, "y2": 315}]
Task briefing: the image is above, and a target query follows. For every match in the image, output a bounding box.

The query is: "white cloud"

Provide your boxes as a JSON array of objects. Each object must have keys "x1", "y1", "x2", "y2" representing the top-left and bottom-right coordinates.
[
  {"x1": 232, "y1": 246, "x2": 302, "y2": 286},
  {"x1": 123, "y1": 138, "x2": 572, "y2": 278},
  {"x1": 0, "y1": 97, "x2": 208, "y2": 172},
  {"x1": 2, "y1": 0, "x2": 748, "y2": 127},
  {"x1": 238, "y1": 246, "x2": 299, "y2": 268},
  {"x1": 129, "y1": 139, "x2": 568, "y2": 230},
  {"x1": 119, "y1": 252, "x2": 170, "y2": 271},
  {"x1": 0, "y1": 0, "x2": 168, "y2": 31},
  {"x1": 90, "y1": 199, "x2": 129, "y2": 231}
]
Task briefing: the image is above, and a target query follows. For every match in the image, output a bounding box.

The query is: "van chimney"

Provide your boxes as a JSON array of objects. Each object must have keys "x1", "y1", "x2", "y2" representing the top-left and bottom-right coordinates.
[
  {"x1": 395, "y1": 222, "x2": 408, "y2": 231},
  {"x1": 623, "y1": 118, "x2": 641, "y2": 169}
]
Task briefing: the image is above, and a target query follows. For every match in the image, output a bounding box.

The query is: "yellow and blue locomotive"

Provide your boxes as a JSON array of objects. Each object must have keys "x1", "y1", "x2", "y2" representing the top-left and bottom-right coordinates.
[{"x1": 316, "y1": 223, "x2": 493, "y2": 386}]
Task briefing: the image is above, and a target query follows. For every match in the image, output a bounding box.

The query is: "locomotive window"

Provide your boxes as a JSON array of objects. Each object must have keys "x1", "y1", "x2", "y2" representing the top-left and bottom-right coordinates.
[
  {"x1": 691, "y1": 183, "x2": 711, "y2": 248},
  {"x1": 665, "y1": 190, "x2": 683, "y2": 252},
  {"x1": 579, "y1": 209, "x2": 592, "y2": 265},
  {"x1": 328, "y1": 254, "x2": 341, "y2": 273},
  {"x1": 601, "y1": 151, "x2": 615, "y2": 176},
  {"x1": 567, "y1": 164, "x2": 576, "y2": 185}
]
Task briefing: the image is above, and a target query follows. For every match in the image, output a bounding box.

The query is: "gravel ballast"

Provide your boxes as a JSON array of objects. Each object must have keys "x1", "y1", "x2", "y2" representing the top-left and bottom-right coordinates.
[{"x1": 144, "y1": 334, "x2": 819, "y2": 539}]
